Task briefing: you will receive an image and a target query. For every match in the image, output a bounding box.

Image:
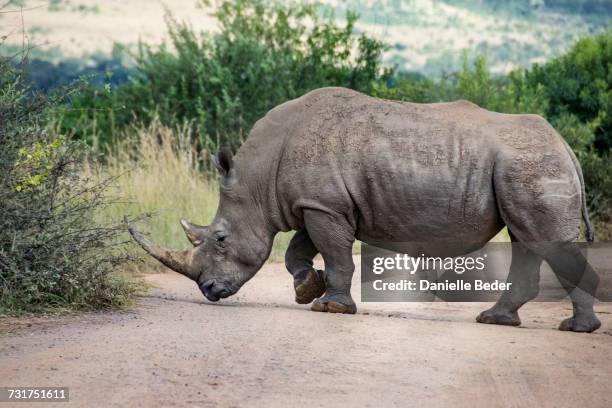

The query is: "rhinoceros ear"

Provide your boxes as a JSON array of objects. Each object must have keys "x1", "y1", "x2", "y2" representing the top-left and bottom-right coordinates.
[{"x1": 211, "y1": 147, "x2": 234, "y2": 177}]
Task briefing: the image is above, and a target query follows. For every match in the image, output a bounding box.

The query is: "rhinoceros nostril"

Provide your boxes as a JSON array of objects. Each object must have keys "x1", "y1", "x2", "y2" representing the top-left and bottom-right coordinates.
[
  {"x1": 199, "y1": 279, "x2": 217, "y2": 299},
  {"x1": 201, "y1": 280, "x2": 215, "y2": 291}
]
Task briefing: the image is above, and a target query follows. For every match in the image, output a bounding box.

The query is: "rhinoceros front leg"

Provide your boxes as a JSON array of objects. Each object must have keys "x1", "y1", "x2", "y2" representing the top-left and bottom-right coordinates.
[
  {"x1": 285, "y1": 229, "x2": 326, "y2": 304},
  {"x1": 303, "y1": 209, "x2": 357, "y2": 314}
]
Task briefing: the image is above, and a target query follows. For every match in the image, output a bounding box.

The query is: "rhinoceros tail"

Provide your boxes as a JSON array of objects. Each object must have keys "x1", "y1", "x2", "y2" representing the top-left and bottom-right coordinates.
[{"x1": 560, "y1": 137, "x2": 594, "y2": 242}]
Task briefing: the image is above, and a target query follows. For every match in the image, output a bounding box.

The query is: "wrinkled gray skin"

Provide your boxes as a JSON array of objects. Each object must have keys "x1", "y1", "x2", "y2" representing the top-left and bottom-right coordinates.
[{"x1": 129, "y1": 87, "x2": 601, "y2": 332}]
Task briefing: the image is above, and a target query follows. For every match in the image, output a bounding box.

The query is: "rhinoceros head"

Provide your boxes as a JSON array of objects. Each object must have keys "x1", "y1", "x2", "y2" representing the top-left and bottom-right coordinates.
[{"x1": 128, "y1": 148, "x2": 273, "y2": 302}]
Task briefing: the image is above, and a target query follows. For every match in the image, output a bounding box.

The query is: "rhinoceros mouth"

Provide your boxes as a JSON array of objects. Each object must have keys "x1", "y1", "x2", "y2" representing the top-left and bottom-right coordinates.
[
  {"x1": 203, "y1": 293, "x2": 220, "y2": 302},
  {"x1": 199, "y1": 280, "x2": 219, "y2": 301}
]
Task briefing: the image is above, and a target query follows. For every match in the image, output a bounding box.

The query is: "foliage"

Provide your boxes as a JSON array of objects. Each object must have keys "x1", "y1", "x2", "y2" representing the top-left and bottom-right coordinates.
[
  {"x1": 545, "y1": 0, "x2": 612, "y2": 14},
  {"x1": 526, "y1": 32, "x2": 612, "y2": 153},
  {"x1": 444, "y1": 0, "x2": 612, "y2": 15},
  {"x1": 60, "y1": 0, "x2": 389, "y2": 151},
  {"x1": 0, "y1": 58, "x2": 138, "y2": 313},
  {"x1": 374, "y1": 55, "x2": 549, "y2": 114},
  {"x1": 23, "y1": 50, "x2": 130, "y2": 93}
]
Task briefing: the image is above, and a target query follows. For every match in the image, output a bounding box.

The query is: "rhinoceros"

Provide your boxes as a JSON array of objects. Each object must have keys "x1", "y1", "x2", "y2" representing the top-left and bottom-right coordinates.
[{"x1": 129, "y1": 87, "x2": 601, "y2": 333}]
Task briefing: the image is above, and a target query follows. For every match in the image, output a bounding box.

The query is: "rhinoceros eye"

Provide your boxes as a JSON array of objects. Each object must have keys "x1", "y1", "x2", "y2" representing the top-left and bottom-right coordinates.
[{"x1": 214, "y1": 233, "x2": 228, "y2": 249}]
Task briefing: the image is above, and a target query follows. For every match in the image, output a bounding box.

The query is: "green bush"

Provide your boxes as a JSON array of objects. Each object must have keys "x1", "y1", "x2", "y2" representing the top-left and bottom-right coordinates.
[
  {"x1": 0, "y1": 58, "x2": 138, "y2": 313},
  {"x1": 526, "y1": 31, "x2": 612, "y2": 153},
  {"x1": 374, "y1": 55, "x2": 549, "y2": 115},
  {"x1": 61, "y1": 0, "x2": 389, "y2": 151},
  {"x1": 444, "y1": 0, "x2": 612, "y2": 15},
  {"x1": 542, "y1": 0, "x2": 611, "y2": 14}
]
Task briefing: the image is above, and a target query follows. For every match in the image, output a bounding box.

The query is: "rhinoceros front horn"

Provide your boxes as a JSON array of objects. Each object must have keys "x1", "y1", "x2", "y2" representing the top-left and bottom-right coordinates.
[{"x1": 125, "y1": 218, "x2": 198, "y2": 281}]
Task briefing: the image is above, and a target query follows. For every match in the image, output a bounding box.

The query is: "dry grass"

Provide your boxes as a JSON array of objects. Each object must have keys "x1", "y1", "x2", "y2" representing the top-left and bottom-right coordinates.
[
  {"x1": 84, "y1": 122, "x2": 217, "y2": 248},
  {"x1": 83, "y1": 122, "x2": 508, "y2": 272}
]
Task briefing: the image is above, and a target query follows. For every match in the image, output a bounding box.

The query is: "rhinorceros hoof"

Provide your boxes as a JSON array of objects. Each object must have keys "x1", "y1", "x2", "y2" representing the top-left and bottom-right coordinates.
[
  {"x1": 311, "y1": 294, "x2": 356, "y2": 314},
  {"x1": 558, "y1": 315, "x2": 601, "y2": 333},
  {"x1": 476, "y1": 308, "x2": 521, "y2": 327}
]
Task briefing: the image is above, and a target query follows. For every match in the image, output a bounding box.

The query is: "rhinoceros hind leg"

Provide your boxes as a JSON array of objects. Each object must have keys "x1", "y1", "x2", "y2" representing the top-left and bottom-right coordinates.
[
  {"x1": 493, "y1": 161, "x2": 600, "y2": 332},
  {"x1": 535, "y1": 242, "x2": 600, "y2": 332},
  {"x1": 501, "y1": 231, "x2": 600, "y2": 333},
  {"x1": 303, "y1": 209, "x2": 356, "y2": 315},
  {"x1": 477, "y1": 233, "x2": 542, "y2": 328}
]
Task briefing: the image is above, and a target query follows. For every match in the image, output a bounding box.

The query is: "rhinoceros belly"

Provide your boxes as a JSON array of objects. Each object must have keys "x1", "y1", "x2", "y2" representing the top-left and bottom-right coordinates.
[{"x1": 345, "y1": 128, "x2": 504, "y2": 248}]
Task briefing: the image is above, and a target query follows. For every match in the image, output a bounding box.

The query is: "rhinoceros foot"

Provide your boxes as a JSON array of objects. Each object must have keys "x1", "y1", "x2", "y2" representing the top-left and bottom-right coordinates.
[
  {"x1": 558, "y1": 314, "x2": 601, "y2": 333},
  {"x1": 311, "y1": 293, "x2": 356, "y2": 314},
  {"x1": 476, "y1": 308, "x2": 521, "y2": 327},
  {"x1": 294, "y1": 269, "x2": 326, "y2": 304}
]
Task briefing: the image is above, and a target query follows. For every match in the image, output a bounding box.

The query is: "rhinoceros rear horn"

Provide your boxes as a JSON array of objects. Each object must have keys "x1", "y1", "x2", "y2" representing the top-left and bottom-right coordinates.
[
  {"x1": 125, "y1": 218, "x2": 198, "y2": 281},
  {"x1": 180, "y1": 219, "x2": 207, "y2": 246}
]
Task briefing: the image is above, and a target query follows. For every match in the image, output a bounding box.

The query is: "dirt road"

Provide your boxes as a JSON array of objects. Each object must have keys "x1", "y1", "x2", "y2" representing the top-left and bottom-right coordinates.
[{"x1": 1, "y1": 258, "x2": 612, "y2": 407}]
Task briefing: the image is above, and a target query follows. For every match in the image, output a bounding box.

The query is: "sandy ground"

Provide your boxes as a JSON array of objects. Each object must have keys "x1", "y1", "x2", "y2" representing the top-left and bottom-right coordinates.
[{"x1": 1, "y1": 258, "x2": 612, "y2": 408}]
